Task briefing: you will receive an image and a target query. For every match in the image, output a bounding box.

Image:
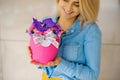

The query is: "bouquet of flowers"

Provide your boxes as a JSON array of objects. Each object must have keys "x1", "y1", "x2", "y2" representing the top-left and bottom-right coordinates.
[{"x1": 28, "y1": 18, "x2": 63, "y2": 64}]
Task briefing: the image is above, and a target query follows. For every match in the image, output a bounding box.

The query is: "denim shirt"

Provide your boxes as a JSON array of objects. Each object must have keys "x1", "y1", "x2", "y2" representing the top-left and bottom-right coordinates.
[{"x1": 40, "y1": 17, "x2": 102, "y2": 80}]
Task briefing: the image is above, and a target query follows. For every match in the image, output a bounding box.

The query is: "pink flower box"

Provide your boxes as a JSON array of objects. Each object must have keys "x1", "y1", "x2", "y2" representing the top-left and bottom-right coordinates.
[{"x1": 28, "y1": 18, "x2": 62, "y2": 64}]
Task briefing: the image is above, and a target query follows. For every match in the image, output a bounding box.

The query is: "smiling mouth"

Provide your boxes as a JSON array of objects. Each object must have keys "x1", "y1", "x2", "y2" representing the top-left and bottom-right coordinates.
[
  {"x1": 63, "y1": 8, "x2": 73, "y2": 15},
  {"x1": 65, "y1": 11, "x2": 72, "y2": 14}
]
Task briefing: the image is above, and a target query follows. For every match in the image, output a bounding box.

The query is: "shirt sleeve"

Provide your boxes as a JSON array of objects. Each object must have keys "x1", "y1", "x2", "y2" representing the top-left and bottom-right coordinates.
[{"x1": 51, "y1": 23, "x2": 102, "y2": 80}]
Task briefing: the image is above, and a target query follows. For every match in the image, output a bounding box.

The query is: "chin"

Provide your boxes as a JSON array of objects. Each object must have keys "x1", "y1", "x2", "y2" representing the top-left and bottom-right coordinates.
[{"x1": 63, "y1": 14, "x2": 77, "y2": 19}]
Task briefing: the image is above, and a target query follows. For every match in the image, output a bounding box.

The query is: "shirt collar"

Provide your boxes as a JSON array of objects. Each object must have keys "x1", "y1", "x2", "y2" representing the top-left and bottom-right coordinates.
[{"x1": 53, "y1": 17, "x2": 81, "y2": 34}]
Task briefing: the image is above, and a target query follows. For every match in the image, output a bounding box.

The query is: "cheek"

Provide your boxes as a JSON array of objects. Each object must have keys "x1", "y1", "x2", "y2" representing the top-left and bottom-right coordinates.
[
  {"x1": 57, "y1": 3, "x2": 63, "y2": 10},
  {"x1": 74, "y1": 8, "x2": 80, "y2": 14},
  {"x1": 58, "y1": 1, "x2": 64, "y2": 7}
]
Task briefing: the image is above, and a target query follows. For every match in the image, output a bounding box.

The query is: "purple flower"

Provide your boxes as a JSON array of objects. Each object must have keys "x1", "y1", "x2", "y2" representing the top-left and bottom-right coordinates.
[
  {"x1": 32, "y1": 18, "x2": 48, "y2": 32},
  {"x1": 42, "y1": 18, "x2": 56, "y2": 28},
  {"x1": 32, "y1": 18, "x2": 62, "y2": 35}
]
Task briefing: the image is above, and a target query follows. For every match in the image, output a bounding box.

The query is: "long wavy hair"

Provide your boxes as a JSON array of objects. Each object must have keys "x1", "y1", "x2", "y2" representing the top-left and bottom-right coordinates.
[{"x1": 55, "y1": 0, "x2": 100, "y2": 25}]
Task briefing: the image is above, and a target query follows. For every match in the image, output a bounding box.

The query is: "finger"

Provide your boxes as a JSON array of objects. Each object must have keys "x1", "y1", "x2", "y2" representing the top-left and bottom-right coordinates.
[
  {"x1": 27, "y1": 46, "x2": 31, "y2": 54},
  {"x1": 28, "y1": 46, "x2": 32, "y2": 53},
  {"x1": 31, "y1": 60, "x2": 56, "y2": 67},
  {"x1": 47, "y1": 61, "x2": 55, "y2": 66},
  {"x1": 31, "y1": 60, "x2": 40, "y2": 65},
  {"x1": 47, "y1": 62, "x2": 52, "y2": 66},
  {"x1": 27, "y1": 46, "x2": 33, "y2": 59},
  {"x1": 31, "y1": 60, "x2": 44, "y2": 67}
]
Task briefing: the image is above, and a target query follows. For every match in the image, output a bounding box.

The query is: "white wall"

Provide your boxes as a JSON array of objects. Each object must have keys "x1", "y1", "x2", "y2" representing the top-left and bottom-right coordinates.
[
  {"x1": 0, "y1": 0, "x2": 55, "y2": 80},
  {"x1": 0, "y1": 0, "x2": 120, "y2": 80},
  {"x1": 100, "y1": 0, "x2": 119, "y2": 8}
]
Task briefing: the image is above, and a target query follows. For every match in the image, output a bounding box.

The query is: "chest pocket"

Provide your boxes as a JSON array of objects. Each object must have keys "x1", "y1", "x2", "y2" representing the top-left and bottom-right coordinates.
[{"x1": 63, "y1": 44, "x2": 79, "y2": 61}]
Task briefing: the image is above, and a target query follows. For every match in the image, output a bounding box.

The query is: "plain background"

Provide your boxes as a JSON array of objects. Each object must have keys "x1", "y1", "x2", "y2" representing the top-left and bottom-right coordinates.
[{"x1": 0, "y1": 0, "x2": 120, "y2": 80}]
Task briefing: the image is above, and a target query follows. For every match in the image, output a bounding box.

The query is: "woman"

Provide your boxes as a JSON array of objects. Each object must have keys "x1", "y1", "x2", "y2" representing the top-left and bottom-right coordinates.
[{"x1": 28, "y1": 0, "x2": 101, "y2": 80}]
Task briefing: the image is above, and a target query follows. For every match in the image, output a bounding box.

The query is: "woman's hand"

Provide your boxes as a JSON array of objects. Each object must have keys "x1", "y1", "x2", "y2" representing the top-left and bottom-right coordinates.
[
  {"x1": 27, "y1": 46, "x2": 62, "y2": 67},
  {"x1": 27, "y1": 46, "x2": 33, "y2": 62},
  {"x1": 31, "y1": 56, "x2": 62, "y2": 67}
]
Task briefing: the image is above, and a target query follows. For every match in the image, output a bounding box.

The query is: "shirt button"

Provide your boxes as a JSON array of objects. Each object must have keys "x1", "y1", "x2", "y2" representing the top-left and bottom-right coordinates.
[
  {"x1": 66, "y1": 31, "x2": 69, "y2": 33},
  {"x1": 73, "y1": 76, "x2": 76, "y2": 78},
  {"x1": 78, "y1": 45, "x2": 80, "y2": 48},
  {"x1": 71, "y1": 30, "x2": 74, "y2": 33}
]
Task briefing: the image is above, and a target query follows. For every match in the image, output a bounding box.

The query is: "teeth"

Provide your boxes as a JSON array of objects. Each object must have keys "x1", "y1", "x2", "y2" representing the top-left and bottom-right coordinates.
[
  {"x1": 65, "y1": 11, "x2": 72, "y2": 14},
  {"x1": 63, "y1": 8, "x2": 72, "y2": 14},
  {"x1": 66, "y1": 12, "x2": 70, "y2": 14}
]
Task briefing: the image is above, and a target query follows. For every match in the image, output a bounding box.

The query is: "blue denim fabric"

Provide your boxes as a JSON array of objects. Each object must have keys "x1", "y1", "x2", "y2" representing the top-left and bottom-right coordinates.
[{"x1": 41, "y1": 17, "x2": 102, "y2": 80}]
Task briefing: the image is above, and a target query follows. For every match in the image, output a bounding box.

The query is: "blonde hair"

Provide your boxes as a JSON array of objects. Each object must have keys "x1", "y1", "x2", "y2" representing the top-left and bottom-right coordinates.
[
  {"x1": 79, "y1": 0, "x2": 99, "y2": 24},
  {"x1": 56, "y1": 0, "x2": 99, "y2": 25}
]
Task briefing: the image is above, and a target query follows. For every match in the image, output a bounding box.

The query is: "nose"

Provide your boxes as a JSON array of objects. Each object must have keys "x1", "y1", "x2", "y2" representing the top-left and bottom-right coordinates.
[{"x1": 66, "y1": 4, "x2": 72, "y2": 12}]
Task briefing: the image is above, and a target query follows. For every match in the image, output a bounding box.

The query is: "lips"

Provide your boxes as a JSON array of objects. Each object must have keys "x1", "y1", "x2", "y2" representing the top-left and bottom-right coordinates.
[
  {"x1": 65, "y1": 11, "x2": 72, "y2": 14},
  {"x1": 63, "y1": 8, "x2": 73, "y2": 15}
]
